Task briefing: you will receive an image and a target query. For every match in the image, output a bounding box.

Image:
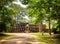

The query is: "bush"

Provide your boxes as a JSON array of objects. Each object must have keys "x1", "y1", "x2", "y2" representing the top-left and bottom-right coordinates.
[
  {"x1": 52, "y1": 28, "x2": 57, "y2": 34},
  {"x1": 52, "y1": 28, "x2": 60, "y2": 34}
]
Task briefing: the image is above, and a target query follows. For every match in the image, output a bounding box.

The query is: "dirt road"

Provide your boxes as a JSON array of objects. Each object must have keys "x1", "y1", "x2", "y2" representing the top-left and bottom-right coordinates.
[{"x1": 0, "y1": 33, "x2": 40, "y2": 44}]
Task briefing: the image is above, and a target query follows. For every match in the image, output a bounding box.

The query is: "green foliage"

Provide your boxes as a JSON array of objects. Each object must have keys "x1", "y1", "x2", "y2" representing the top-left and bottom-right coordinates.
[
  {"x1": 0, "y1": 0, "x2": 21, "y2": 32},
  {"x1": 20, "y1": 0, "x2": 29, "y2": 5},
  {"x1": 0, "y1": 0, "x2": 14, "y2": 6},
  {"x1": 9, "y1": 4, "x2": 21, "y2": 14},
  {"x1": 52, "y1": 19, "x2": 60, "y2": 34},
  {"x1": 0, "y1": 22, "x2": 6, "y2": 32},
  {"x1": 56, "y1": 20, "x2": 60, "y2": 33},
  {"x1": 27, "y1": 0, "x2": 60, "y2": 20},
  {"x1": 21, "y1": 0, "x2": 60, "y2": 32}
]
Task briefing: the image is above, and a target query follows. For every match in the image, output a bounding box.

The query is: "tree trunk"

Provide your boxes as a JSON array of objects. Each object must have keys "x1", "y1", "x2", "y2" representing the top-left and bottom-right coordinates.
[
  {"x1": 39, "y1": 22, "x2": 42, "y2": 32},
  {"x1": 49, "y1": 18, "x2": 51, "y2": 35}
]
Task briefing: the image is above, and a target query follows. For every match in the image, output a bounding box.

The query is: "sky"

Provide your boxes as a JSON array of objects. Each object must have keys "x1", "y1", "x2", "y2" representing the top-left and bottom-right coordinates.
[{"x1": 13, "y1": 0, "x2": 28, "y2": 8}]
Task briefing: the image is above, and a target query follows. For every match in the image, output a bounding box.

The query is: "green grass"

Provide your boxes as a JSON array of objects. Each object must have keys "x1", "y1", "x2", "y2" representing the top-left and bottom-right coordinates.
[{"x1": 32, "y1": 33, "x2": 60, "y2": 44}]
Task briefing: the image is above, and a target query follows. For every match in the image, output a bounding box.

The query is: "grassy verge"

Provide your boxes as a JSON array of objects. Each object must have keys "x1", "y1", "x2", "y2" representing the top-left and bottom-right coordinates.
[{"x1": 32, "y1": 33, "x2": 60, "y2": 44}]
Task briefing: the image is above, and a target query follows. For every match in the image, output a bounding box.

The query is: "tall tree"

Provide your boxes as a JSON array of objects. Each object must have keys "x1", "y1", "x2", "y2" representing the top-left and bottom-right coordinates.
[
  {"x1": 0, "y1": 0, "x2": 21, "y2": 32},
  {"x1": 21, "y1": 0, "x2": 60, "y2": 34}
]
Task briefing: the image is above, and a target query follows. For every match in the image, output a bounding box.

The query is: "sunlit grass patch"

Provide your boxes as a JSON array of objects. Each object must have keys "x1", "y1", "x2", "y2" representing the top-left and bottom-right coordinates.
[{"x1": 32, "y1": 33, "x2": 60, "y2": 44}]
